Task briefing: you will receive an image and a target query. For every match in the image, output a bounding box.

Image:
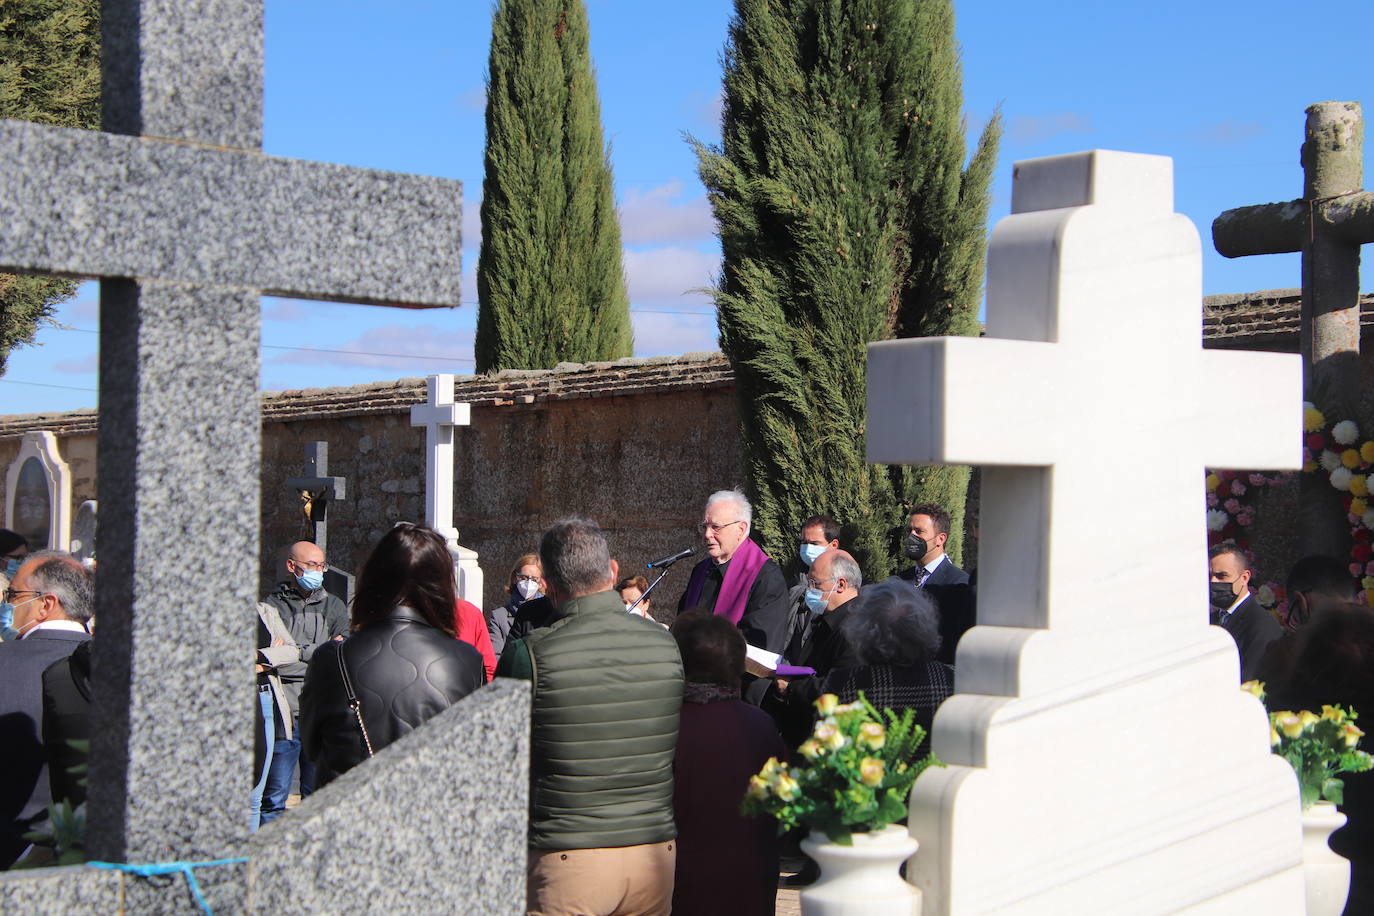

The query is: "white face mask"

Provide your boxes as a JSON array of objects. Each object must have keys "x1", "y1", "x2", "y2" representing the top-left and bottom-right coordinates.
[{"x1": 516, "y1": 579, "x2": 540, "y2": 600}]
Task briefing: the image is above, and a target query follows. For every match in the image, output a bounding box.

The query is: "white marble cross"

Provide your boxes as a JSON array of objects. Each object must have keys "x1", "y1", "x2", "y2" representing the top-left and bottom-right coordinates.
[
  {"x1": 410, "y1": 374, "x2": 482, "y2": 602},
  {"x1": 868, "y1": 151, "x2": 1306, "y2": 913}
]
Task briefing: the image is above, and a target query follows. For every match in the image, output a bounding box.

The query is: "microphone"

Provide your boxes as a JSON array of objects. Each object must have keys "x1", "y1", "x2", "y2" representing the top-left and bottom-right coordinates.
[{"x1": 646, "y1": 546, "x2": 696, "y2": 569}]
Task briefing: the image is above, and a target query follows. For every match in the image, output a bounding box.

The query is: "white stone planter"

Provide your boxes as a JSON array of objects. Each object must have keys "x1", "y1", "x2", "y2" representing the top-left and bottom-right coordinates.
[
  {"x1": 1302, "y1": 801, "x2": 1350, "y2": 916},
  {"x1": 799, "y1": 824, "x2": 921, "y2": 916}
]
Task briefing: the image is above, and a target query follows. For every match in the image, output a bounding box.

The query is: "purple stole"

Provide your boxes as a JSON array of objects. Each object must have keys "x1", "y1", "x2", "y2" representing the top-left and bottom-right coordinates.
[{"x1": 681, "y1": 537, "x2": 769, "y2": 624}]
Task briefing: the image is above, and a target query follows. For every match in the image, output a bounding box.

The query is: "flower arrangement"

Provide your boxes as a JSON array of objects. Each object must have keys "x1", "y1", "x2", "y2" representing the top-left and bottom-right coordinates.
[
  {"x1": 741, "y1": 693, "x2": 940, "y2": 844},
  {"x1": 1300, "y1": 402, "x2": 1374, "y2": 606},
  {"x1": 1243, "y1": 681, "x2": 1374, "y2": 809},
  {"x1": 1204, "y1": 469, "x2": 1291, "y2": 618}
]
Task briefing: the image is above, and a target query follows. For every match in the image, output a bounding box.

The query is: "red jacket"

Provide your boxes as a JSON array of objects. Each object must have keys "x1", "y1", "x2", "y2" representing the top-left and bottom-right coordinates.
[{"x1": 453, "y1": 598, "x2": 497, "y2": 682}]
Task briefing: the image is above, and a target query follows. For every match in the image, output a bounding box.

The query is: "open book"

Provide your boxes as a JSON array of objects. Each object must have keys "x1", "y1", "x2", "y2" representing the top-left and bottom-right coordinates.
[{"x1": 743, "y1": 644, "x2": 816, "y2": 679}]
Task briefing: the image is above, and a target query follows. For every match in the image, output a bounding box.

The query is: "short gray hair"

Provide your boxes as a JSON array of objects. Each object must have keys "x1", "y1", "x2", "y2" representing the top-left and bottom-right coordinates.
[
  {"x1": 840, "y1": 579, "x2": 940, "y2": 666},
  {"x1": 705, "y1": 489, "x2": 752, "y2": 528},
  {"x1": 27, "y1": 550, "x2": 94, "y2": 625},
  {"x1": 539, "y1": 516, "x2": 612, "y2": 596},
  {"x1": 830, "y1": 552, "x2": 862, "y2": 589}
]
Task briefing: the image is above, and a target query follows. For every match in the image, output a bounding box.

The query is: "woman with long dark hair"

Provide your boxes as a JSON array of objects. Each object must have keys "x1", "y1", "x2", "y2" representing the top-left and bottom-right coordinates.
[{"x1": 301, "y1": 523, "x2": 485, "y2": 786}]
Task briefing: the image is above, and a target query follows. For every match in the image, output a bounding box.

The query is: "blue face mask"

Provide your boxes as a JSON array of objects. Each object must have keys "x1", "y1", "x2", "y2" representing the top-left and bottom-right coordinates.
[
  {"x1": 0, "y1": 601, "x2": 12, "y2": 632},
  {"x1": 799, "y1": 544, "x2": 826, "y2": 567},
  {"x1": 803, "y1": 587, "x2": 829, "y2": 615},
  {"x1": 5, "y1": 558, "x2": 22, "y2": 578},
  {"x1": 296, "y1": 569, "x2": 325, "y2": 592}
]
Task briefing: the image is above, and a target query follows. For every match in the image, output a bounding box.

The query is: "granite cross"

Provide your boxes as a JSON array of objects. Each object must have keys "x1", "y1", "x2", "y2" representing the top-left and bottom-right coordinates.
[
  {"x1": 868, "y1": 151, "x2": 1306, "y2": 912},
  {"x1": 0, "y1": 0, "x2": 461, "y2": 897},
  {"x1": 1213, "y1": 101, "x2": 1374, "y2": 408},
  {"x1": 410, "y1": 373, "x2": 483, "y2": 603}
]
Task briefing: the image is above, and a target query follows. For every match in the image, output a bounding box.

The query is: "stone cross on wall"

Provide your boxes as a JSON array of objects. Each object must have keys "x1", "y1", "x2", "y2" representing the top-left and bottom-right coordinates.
[
  {"x1": 286, "y1": 440, "x2": 353, "y2": 602},
  {"x1": 411, "y1": 374, "x2": 484, "y2": 603},
  {"x1": 0, "y1": 0, "x2": 461, "y2": 898},
  {"x1": 1213, "y1": 102, "x2": 1373, "y2": 407},
  {"x1": 868, "y1": 151, "x2": 1306, "y2": 913}
]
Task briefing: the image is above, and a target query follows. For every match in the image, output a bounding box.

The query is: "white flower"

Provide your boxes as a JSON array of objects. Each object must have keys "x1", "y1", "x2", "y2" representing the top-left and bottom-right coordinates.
[
  {"x1": 1363, "y1": 508, "x2": 1374, "y2": 529},
  {"x1": 1334, "y1": 420, "x2": 1360, "y2": 445},
  {"x1": 1320, "y1": 450, "x2": 1343, "y2": 472},
  {"x1": 1205, "y1": 509, "x2": 1229, "y2": 531},
  {"x1": 1331, "y1": 467, "x2": 1354, "y2": 491},
  {"x1": 1256, "y1": 585, "x2": 1276, "y2": 607}
]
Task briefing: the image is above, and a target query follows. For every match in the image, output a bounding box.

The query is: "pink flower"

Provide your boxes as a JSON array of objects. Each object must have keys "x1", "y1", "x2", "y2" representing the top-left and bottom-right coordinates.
[
  {"x1": 1249, "y1": 474, "x2": 1266, "y2": 486},
  {"x1": 1352, "y1": 564, "x2": 1363, "y2": 578},
  {"x1": 1224, "y1": 498, "x2": 1241, "y2": 514},
  {"x1": 1231, "y1": 480, "x2": 1247, "y2": 496},
  {"x1": 1206, "y1": 492, "x2": 1218, "y2": 507},
  {"x1": 1365, "y1": 561, "x2": 1374, "y2": 577}
]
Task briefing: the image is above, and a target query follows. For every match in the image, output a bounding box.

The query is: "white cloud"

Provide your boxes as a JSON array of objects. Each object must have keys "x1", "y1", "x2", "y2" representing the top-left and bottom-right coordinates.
[
  {"x1": 267, "y1": 323, "x2": 475, "y2": 372},
  {"x1": 1193, "y1": 119, "x2": 1263, "y2": 146},
  {"x1": 623, "y1": 245, "x2": 720, "y2": 305},
  {"x1": 618, "y1": 180, "x2": 715, "y2": 246},
  {"x1": 1007, "y1": 112, "x2": 1092, "y2": 145},
  {"x1": 631, "y1": 308, "x2": 718, "y2": 357},
  {"x1": 53, "y1": 353, "x2": 98, "y2": 374},
  {"x1": 462, "y1": 196, "x2": 482, "y2": 255}
]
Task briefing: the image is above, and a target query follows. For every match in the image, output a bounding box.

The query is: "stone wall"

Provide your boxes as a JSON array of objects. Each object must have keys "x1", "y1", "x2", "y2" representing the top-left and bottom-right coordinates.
[{"x1": 2, "y1": 289, "x2": 1370, "y2": 613}]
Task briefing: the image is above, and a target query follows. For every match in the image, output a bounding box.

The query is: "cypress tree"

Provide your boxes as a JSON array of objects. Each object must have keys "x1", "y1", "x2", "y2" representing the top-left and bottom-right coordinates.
[
  {"x1": 0, "y1": 0, "x2": 101, "y2": 374},
  {"x1": 695, "y1": 0, "x2": 998, "y2": 577},
  {"x1": 475, "y1": 0, "x2": 631, "y2": 372}
]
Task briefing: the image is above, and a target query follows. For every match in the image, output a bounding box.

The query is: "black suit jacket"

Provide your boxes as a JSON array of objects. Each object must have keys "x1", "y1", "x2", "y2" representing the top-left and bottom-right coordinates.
[
  {"x1": 0, "y1": 628, "x2": 90, "y2": 864},
  {"x1": 891, "y1": 557, "x2": 973, "y2": 666},
  {"x1": 1219, "y1": 594, "x2": 1282, "y2": 682},
  {"x1": 42, "y1": 640, "x2": 93, "y2": 808}
]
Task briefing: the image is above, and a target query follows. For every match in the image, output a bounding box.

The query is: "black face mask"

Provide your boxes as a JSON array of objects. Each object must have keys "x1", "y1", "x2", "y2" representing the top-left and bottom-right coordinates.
[
  {"x1": 1209, "y1": 581, "x2": 1237, "y2": 609},
  {"x1": 903, "y1": 533, "x2": 927, "y2": 562}
]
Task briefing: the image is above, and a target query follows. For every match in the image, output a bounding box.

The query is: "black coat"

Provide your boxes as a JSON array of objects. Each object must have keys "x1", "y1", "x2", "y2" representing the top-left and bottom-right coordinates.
[
  {"x1": 1218, "y1": 594, "x2": 1283, "y2": 683},
  {"x1": 42, "y1": 640, "x2": 93, "y2": 808},
  {"x1": 891, "y1": 557, "x2": 973, "y2": 665},
  {"x1": 300, "y1": 606, "x2": 485, "y2": 786}
]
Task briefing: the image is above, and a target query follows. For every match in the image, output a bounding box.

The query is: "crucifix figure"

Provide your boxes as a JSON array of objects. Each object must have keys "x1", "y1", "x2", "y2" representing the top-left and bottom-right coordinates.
[
  {"x1": 286, "y1": 440, "x2": 352, "y2": 602},
  {"x1": 0, "y1": 0, "x2": 461, "y2": 891},
  {"x1": 411, "y1": 374, "x2": 484, "y2": 603},
  {"x1": 867, "y1": 151, "x2": 1304, "y2": 913}
]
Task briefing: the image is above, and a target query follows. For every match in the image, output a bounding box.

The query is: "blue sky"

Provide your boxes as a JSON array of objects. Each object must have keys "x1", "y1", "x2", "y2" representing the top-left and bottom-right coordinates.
[{"x1": 5, "y1": 0, "x2": 1371, "y2": 413}]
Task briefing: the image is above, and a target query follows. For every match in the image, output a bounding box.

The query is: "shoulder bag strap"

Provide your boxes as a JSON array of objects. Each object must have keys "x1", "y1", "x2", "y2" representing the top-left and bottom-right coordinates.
[{"x1": 335, "y1": 644, "x2": 375, "y2": 758}]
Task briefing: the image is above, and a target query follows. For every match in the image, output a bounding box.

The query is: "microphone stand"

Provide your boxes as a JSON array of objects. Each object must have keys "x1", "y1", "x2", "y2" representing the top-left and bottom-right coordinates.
[{"x1": 628, "y1": 556, "x2": 688, "y2": 614}]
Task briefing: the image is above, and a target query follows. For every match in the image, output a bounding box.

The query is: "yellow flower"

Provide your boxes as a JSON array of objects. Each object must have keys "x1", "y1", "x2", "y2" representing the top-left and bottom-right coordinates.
[
  {"x1": 1298, "y1": 710, "x2": 1320, "y2": 729},
  {"x1": 1352, "y1": 475, "x2": 1371, "y2": 498},
  {"x1": 1321, "y1": 705, "x2": 1347, "y2": 723},
  {"x1": 815, "y1": 694, "x2": 839, "y2": 717},
  {"x1": 798, "y1": 739, "x2": 823, "y2": 760},
  {"x1": 859, "y1": 757, "x2": 885, "y2": 787},
  {"x1": 1205, "y1": 473, "x2": 1220, "y2": 492},
  {"x1": 773, "y1": 773, "x2": 801, "y2": 801},
  {"x1": 1343, "y1": 449, "x2": 1362, "y2": 469},
  {"x1": 1274, "y1": 712, "x2": 1303, "y2": 739},
  {"x1": 1270, "y1": 724, "x2": 1281, "y2": 748},
  {"x1": 1362, "y1": 441, "x2": 1374, "y2": 464},
  {"x1": 1304, "y1": 405, "x2": 1326, "y2": 432},
  {"x1": 759, "y1": 757, "x2": 782, "y2": 780},
  {"x1": 747, "y1": 775, "x2": 770, "y2": 800},
  {"x1": 1240, "y1": 680, "x2": 1266, "y2": 699},
  {"x1": 814, "y1": 722, "x2": 846, "y2": 751},
  {"x1": 1341, "y1": 722, "x2": 1365, "y2": 748},
  {"x1": 1363, "y1": 577, "x2": 1374, "y2": 593},
  {"x1": 1353, "y1": 498, "x2": 1370, "y2": 516},
  {"x1": 858, "y1": 722, "x2": 886, "y2": 750},
  {"x1": 1303, "y1": 456, "x2": 1318, "y2": 473}
]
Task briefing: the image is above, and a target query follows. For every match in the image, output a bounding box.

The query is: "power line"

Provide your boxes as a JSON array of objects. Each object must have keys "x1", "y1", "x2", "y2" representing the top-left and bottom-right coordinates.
[{"x1": 0, "y1": 379, "x2": 98, "y2": 392}]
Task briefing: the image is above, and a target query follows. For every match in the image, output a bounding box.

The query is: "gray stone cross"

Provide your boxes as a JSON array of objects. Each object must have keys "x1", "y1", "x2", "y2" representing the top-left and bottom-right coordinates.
[
  {"x1": 1213, "y1": 101, "x2": 1374, "y2": 406},
  {"x1": 0, "y1": 0, "x2": 460, "y2": 901},
  {"x1": 286, "y1": 441, "x2": 347, "y2": 556}
]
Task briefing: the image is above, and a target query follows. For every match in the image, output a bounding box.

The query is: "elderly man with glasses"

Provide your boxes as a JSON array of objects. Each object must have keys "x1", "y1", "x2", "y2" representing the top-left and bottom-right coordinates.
[
  {"x1": 259, "y1": 540, "x2": 349, "y2": 823},
  {"x1": 0, "y1": 551, "x2": 92, "y2": 867},
  {"x1": 677, "y1": 490, "x2": 790, "y2": 703}
]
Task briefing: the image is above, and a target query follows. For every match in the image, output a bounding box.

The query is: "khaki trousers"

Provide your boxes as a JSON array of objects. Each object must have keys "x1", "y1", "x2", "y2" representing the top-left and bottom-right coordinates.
[{"x1": 526, "y1": 840, "x2": 676, "y2": 916}]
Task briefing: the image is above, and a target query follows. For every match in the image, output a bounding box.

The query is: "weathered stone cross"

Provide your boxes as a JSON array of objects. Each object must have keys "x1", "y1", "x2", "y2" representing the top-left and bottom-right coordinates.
[
  {"x1": 410, "y1": 373, "x2": 483, "y2": 602},
  {"x1": 1213, "y1": 101, "x2": 1373, "y2": 409},
  {"x1": 868, "y1": 151, "x2": 1305, "y2": 913},
  {"x1": 286, "y1": 440, "x2": 353, "y2": 602},
  {"x1": 0, "y1": 0, "x2": 460, "y2": 897}
]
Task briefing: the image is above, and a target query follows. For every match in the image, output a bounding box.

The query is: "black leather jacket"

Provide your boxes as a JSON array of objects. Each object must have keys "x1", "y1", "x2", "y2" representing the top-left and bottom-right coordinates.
[{"x1": 300, "y1": 605, "x2": 485, "y2": 786}]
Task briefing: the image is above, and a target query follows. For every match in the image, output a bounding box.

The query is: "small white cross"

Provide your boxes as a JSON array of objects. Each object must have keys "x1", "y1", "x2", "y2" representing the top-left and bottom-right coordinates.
[{"x1": 410, "y1": 374, "x2": 470, "y2": 544}]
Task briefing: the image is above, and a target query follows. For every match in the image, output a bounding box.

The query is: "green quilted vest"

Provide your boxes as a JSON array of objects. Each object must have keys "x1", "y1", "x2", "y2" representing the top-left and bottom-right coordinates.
[{"x1": 524, "y1": 589, "x2": 684, "y2": 850}]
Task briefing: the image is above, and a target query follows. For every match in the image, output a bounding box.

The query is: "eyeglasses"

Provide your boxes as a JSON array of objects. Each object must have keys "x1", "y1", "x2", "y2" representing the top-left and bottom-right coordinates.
[
  {"x1": 290, "y1": 558, "x2": 327, "y2": 572},
  {"x1": 514, "y1": 574, "x2": 541, "y2": 584},
  {"x1": 3, "y1": 588, "x2": 41, "y2": 604},
  {"x1": 698, "y1": 520, "x2": 744, "y2": 535},
  {"x1": 805, "y1": 576, "x2": 838, "y2": 590}
]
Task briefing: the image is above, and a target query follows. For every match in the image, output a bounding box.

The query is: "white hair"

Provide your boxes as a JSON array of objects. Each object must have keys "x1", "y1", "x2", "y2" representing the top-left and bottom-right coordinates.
[{"x1": 705, "y1": 488, "x2": 752, "y2": 528}]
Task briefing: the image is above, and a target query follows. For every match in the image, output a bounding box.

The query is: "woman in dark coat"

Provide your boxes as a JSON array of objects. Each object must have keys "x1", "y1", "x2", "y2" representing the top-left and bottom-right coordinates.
[
  {"x1": 670, "y1": 611, "x2": 785, "y2": 916},
  {"x1": 301, "y1": 523, "x2": 485, "y2": 786},
  {"x1": 821, "y1": 579, "x2": 954, "y2": 756}
]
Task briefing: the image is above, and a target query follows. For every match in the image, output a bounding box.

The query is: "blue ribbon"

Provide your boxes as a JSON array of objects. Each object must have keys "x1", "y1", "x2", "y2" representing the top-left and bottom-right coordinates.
[{"x1": 87, "y1": 857, "x2": 248, "y2": 914}]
